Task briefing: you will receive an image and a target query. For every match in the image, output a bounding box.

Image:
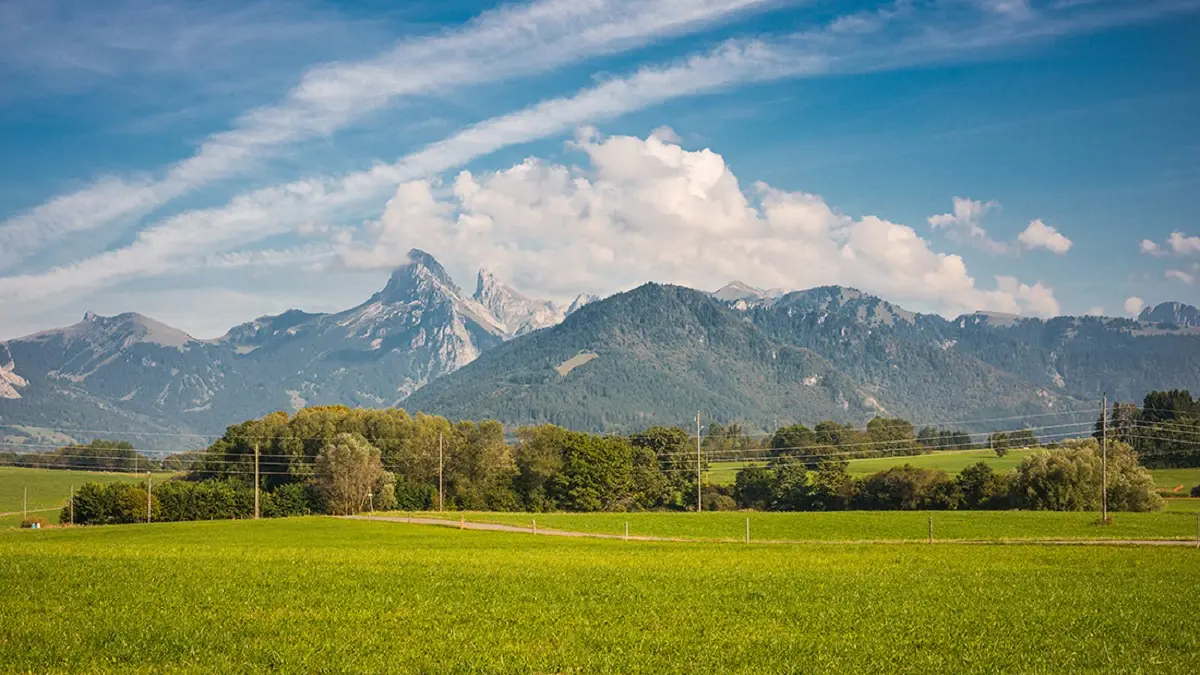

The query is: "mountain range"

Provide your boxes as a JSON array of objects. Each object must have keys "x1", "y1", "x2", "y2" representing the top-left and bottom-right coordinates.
[{"x1": 2, "y1": 248, "x2": 1198, "y2": 450}]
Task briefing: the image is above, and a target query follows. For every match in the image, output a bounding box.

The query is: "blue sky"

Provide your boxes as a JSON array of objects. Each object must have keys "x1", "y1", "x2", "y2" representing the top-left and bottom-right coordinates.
[{"x1": 1, "y1": 0, "x2": 1198, "y2": 339}]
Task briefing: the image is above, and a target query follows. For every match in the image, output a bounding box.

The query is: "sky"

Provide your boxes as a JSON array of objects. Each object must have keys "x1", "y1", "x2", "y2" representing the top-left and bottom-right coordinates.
[{"x1": 1, "y1": 0, "x2": 1198, "y2": 340}]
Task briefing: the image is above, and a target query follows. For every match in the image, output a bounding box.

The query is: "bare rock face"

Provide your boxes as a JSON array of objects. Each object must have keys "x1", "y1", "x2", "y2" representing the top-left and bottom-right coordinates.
[
  {"x1": 473, "y1": 269, "x2": 564, "y2": 336},
  {"x1": 1139, "y1": 302, "x2": 1200, "y2": 328}
]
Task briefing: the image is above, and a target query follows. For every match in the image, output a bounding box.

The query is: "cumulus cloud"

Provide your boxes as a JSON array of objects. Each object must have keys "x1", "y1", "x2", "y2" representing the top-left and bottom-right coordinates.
[
  {"x1": 1124, "y1": 296, "x2": 1146, "y2": 316},
  {"x1": 1017, "y1": 219, "x2": 1072, "y2": 254},
  {"x1": 1167, "y1": 231, "x2": 1200, "y2": 255},
  {"x1": 1141, "y1": 231, "x2": 1200, "y2": 256},
  {"x1": 337, "y1": 131, "x2": 1061, "y2": 317},
  {"x1": 930, "y1": 200, "x2": 1071, "y2": 255}
]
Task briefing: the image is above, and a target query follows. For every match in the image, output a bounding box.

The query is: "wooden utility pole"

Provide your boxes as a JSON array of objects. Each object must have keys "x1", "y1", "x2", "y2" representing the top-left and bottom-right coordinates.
[
  {"x1": 253, "y1": 442, "x2": 260, "y2": 520},
  {"x1": 438, "y1": 433, "x2": 444, "y2": 512},
  {"x1": 1101, "y1": 394, "x2": 1108, "y2": 523},
  {"x1": 23, "y1": 486, "x2": 27, "y2": 520},
  {"x1": 70, "y1": 485, "x2": 74, "y2": 526},
  {"x1": 695, "y1": 412, "x2": 703, "y2": 512},
  {"x1": 146, "y1": 472, "x2": 152, "y2": 524}
]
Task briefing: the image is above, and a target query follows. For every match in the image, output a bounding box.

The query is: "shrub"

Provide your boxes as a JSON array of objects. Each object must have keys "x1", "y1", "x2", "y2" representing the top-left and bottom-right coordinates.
[
  {"x1": 394, "y1": 477, "x2": 437, "y2": 511},
  {"x1": 61, "y1": 481, "x2": 157, "y2": 525},
  {"x1": 20, "y1": 517, "x2": 49, "y2": 529},
  {"x1": 1191, "y1": 484, "x2": 1200, "y2": 498},
  {"x1": 854, "y1": 465, "x2": 961, "y2": 510},
  {"x1": 263, "y1": 482, "x2": 319, "y2": 518}
]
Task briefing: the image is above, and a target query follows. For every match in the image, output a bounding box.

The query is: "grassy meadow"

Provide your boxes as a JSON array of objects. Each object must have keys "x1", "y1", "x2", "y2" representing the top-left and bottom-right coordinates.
[
  {"x1": 0, "y1": 466, "x2": 176, "y2": 527},
  {"x1": 405, "y1": 504, "x2": 1200, "y2": 542},
  {"x1": 2, "y1": 517, "x2": 1198, "y2": 673}
]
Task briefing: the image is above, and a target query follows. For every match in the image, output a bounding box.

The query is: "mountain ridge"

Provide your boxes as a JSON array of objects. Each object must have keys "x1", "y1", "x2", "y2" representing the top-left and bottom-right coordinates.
[{"x1": 2, "y1": 250, "x2": 1198, "y2": 446}]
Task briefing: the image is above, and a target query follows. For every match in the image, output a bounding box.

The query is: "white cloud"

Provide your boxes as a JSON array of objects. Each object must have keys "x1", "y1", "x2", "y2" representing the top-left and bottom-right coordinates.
[
  {"x1": 1166, "y1": 269, "x2": 1196, "y2": 285},
  {"x1": 2, "y1": 0, "x2": 1190, "y2": 324},
  {"x1": 338, "y1": 131, "x2": 1061, "y2": 317},
  {"x1": 1084, "y1": 306, "x2": 1105, "y2": 316},
  {"x1": 0, "y1": 0, "x2": 775, "y2": 268},
  {"x1": 1124, "y1": 296, "x2": 1146, "y2": 316},
  {"x1": 1017, "y1": 219, "x2": 1072, "y2": 254},
  {"x1": 1141, "y1": 231, "x2": 1200, "y2": 256},
  {"x1": 928, "y1": 197, "x2": 1010, "y2": 254},
  {"x1": 1167, "y1": 231, "x2": 1200, "y2": 255}
]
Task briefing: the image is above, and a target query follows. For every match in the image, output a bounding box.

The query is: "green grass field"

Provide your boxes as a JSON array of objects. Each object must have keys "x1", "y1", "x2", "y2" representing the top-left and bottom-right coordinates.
[
  {"x1": 1, "y1": 518, "x2": 1198, "y2": 673},
  {"x1": 707, "y1": 450, "x2": 1200, "y2": 490},
  {"x1": 0, "y1": 466, "x2": 175, "y2": 527},
  {"x1": 406, "y1": 505, "x2": 1200, "y2": 542}
]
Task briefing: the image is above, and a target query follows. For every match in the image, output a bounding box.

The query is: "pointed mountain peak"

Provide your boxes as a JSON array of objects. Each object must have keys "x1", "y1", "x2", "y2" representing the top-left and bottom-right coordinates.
[
  {"x1": 474, "y1": 268, "x2": 520, "y2": 304},
  {"x1": 400, "y1": 249, "x2": 455, "y2": 286},
  {"x1": 567, "y1": 293, "x2": 599, "y2": 315},
  {"x1": 713, "y1": 280, "x2": 767, "y2": 302},
  {"x1": 374, "y1": 249, "x2": 459, "y2": 303},
  {"x1": 470, "y1": 268, "x2": 564, "y2": 336}
]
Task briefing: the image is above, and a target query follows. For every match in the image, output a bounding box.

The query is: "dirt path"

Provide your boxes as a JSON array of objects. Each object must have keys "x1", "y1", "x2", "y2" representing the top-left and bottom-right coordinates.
[{"x1": 342, "y1": 515, "x2": 1200, "y2": 547}]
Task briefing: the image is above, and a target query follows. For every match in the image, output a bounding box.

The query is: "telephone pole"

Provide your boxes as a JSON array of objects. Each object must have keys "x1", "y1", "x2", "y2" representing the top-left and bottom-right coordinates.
[
  {"x1": 695, "y1": 412, "x2": 702, "y2": 513},
  {"x1": 146, "y1": 471, "x2": 152, "y2": 524},
  {"x1": 1101, "y1": 393, "x2": 1108, "y2": 523},
  {"x1": 253, "y1": 442, "x2": 260, "y2": 520},
  {"x1": 438, "y1": 432, "x2": 444, "y2": 512},
  {"x1": 70, "y1": 484, "x2": 75, "y2": 526}
]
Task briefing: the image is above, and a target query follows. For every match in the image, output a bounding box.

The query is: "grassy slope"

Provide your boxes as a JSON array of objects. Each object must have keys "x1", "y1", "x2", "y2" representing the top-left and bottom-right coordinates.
[
  {"x1": 707, "y1": 450, "x2": 1200, "y2": 489},
  {"x1": 0, "y1": 466, "x2": 175, "y2": 527},
  {"x1": 408, "y1": 508, "x2": 1200, "y2": 542},
  {"x1": 2, "y1": 518, "x2": 1198, "y2": 673}
]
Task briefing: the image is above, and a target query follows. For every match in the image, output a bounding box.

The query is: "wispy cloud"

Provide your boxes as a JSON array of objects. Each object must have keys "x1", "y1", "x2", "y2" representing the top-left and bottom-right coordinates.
[
  {"x1": 2, "y1": 0, "x2": 1197, "y2": 313},
  {"x1": 0, "y1": 0, "x2": 779, "y2": 269}
]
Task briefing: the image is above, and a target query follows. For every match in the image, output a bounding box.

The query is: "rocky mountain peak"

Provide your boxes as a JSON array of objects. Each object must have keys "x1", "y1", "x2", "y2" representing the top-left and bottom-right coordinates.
[
  {"x1": 1139, "y1": 301, "x2": 1200, "y2": 327},
  {"x1": 567, "y1": 293, "x2": 599, "y2": 315},
  {"x1": 713, "y1": 280, "x2": 767, "y2": 303},
  {"x1": 472, "y1": 268, "x2": 563, "y2": 336},
  {"x1": 373, "y1": 249, "x2": 460, "y2": 304}
]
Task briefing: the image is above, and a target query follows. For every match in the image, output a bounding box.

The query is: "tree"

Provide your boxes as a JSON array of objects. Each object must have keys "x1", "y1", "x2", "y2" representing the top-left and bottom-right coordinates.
[
  {"x1": 955, "y1": 462, "x2": 1009, "y2": 510},
  {"x1": 989, "y1": 432, "x2": 1009, "y2": 458},
  {"x1": 631, "y1": 426, "x2": 695, "y2": 508},
  {"x1": 771, "y1": 424, "x2": 816, "y2": 455},
  {"x1": 734, "y1": 467, "x2": 774, "y2": 510},
  {"x1": 807, "y1": 460, "x2": 857, "y2": 511},
  {"x1": 1009, "y1": 440, "x2": 1161, "y2": 512},
  {"x1": 314, "y1": 433, "x2": 384, "y2": 515},
  {"x1": 1093, "y1": 402, "x2": 1139, "y2": 447},
  {"x1": 866, "y1": 417, "x2": 918, "y2": 456}
]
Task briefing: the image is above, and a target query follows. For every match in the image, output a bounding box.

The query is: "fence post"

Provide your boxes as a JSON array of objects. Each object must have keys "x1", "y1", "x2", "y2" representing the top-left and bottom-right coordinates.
[
  {"x1": 928, "y1": 516, "x2": 933, "y2": 544},
  {"x1": 624, "y1": 521, "x2": 629, "y2": 541},
  {"x1": 532, "y1": 519, "x2": 537, "y2": 535},
  {"x1": 460, "y1": 513, "x2": 465, "y2": 530},
  {"x1": 745, "y1": 517, "x2": 750, "y2": 544}
]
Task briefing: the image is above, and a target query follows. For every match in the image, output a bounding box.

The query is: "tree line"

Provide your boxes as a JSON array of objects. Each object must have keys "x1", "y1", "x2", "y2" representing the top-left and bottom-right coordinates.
[
  {"x1": 732, "y1": 439, "x2": 1159, "y2": 512},
  {"x1": 1095, "y1": 390, "x2": 1200, "y2": 468},
  {"x1": 58, "y1": 404, "x2": 1165, "y2": 525}
]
